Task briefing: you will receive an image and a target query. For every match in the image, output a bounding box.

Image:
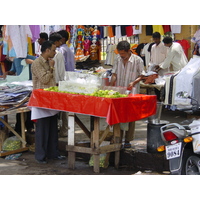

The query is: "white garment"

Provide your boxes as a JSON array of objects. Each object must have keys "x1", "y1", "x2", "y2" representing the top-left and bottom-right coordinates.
[
  {"x1": 133, "y1": 25, "x2": 142, "y2": 34},
  {"x1": 141, "y1": 43, "x2": 150, "y2": 67},
  {"x1": 170, "y1": 25, "x2": 181, "y2": 34},
  {"x1": 115, "y1": 25, "x2": 122, "y2": 38},
  {"x1": 53, "y1": 50, "x2": 65, "y2": 83},
  {"x1": 160, "y1": 42, "x2": 188, "y2": 72},
  {"x1": 174, "y1": 58, "x2": 200, "y2": 106},
  {"x1": 5, "y1": 25, "x2": 32, "y2": 58}
]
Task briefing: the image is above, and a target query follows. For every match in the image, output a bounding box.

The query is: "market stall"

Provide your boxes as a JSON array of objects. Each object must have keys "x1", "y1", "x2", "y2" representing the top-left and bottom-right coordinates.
[
  {"x1": 0, "y1": 83, "x2": 32, "y2": 156},
  {"x1": 28, "y1": 89, "x2": 157, "y2": 172}
]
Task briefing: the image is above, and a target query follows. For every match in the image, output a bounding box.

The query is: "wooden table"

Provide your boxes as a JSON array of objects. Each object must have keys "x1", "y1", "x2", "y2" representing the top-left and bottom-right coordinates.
[
  {"x1": 28, "y1": 89, "x2": 157, "y2": 173},
  {"x1": 0, "y1": 107, "x2": 30, "y2": 156},
  {"x1": 67, "y1": 113, "x2": 121, "y2": 173}
]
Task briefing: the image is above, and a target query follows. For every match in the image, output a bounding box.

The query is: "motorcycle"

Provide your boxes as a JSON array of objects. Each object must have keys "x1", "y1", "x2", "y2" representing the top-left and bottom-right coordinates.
[{"x1": 157, "y1": 91, "x2": 200, "y2": 175}]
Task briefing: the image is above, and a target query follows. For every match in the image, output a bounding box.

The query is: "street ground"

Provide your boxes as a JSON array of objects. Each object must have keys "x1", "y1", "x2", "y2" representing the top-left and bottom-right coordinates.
[{"x1": 0, "y1": 107, "x2": 188, "y2": 175}]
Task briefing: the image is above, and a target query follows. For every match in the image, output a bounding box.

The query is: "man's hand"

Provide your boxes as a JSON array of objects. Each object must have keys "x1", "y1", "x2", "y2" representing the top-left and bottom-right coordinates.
[
  {"x1": 127, "y1": 82, "x2": 135, "y2": 90},
  {"x1": 48, "y1": 58, "x2": 55, "y2": 67},
  {"x1": 154, "y1": 65, "x2": 161, "y2": 73}
]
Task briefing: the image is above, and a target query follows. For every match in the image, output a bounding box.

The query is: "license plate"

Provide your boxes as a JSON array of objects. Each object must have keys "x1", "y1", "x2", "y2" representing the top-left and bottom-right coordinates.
[{"x1": 166, "y1": 142, "x2": 182, "y2": 160}]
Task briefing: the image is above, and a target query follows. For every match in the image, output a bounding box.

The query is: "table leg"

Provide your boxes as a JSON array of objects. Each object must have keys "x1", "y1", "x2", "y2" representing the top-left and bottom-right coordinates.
[
  {"x1": 91, "y1": 117, "x2": 100, "y2": 173},
  {"x1": 113, "y1": 124, "x2": 121, "y2": 169},
  {"x1": 68, "y1": 112, "x2": 75, "y2": 169},
  {"x1": 20, "y1": 112, "x2": 26, "y2": 148}
]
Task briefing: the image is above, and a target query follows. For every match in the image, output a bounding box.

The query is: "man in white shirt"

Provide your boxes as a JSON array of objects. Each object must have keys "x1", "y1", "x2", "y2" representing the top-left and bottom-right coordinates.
[
  {"x1": 49, "y1": 32, "x2": 65, "y2": 84},
  {"x1": 155, "y1": 36, "x2": 188, "y2": 73},
  {"x1": 148, "y1": 32, "x2": 168, "y2": 76}
]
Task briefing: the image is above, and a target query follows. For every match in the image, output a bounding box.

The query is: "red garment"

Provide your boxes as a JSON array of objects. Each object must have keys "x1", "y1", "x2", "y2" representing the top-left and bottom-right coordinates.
[
  {"x1": 176, "y1": 39, "x2": 190, "y2": 58},
  {"x1": 162, "y1": 25, "x2": 171, "y2": 33},
  {"x1": 125, "y1": 26, "x2": 133, "y2": 37}
]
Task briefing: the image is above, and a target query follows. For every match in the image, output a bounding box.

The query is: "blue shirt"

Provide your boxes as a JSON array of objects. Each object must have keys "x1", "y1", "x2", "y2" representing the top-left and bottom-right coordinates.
[
  {"x1": 10, "y1": 55, "x2": 36, "y2": 79},
  {"x1": 58, "y1": 44, "x2": 75, "y2": 71}
]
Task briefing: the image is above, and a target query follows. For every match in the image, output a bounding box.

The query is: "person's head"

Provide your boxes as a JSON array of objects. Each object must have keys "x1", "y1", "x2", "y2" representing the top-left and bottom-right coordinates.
[
  {"x1": 152, "y1": 32, "x2": 161, "y2": 44},
  {"x1": 49, "y1": 32, "x2": 62, "y2": 47},
  {"x1": 57, "y1": 30, "x2": 69, "y2": 44},
  {"x1": 41, "y1": 40, "x2": 56, "y2": 58},
  {"x1": 38, "y1": 32, "x2": 48, "y2": 45},
  {"x1": 116, "y1": 41, "x2": 131, "y2": 60},
  {"x1": 163, "y1": 36, "x2": 173, "y2": 47}
]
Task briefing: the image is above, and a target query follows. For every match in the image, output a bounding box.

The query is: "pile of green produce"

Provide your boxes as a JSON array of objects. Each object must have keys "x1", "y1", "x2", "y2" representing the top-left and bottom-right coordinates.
[
  {"x1": 43, "y1": 86, "x2": 128, "y2": 98},
  {"x1": 3, "y1": 136, "x2": 21, "y2": 151}
]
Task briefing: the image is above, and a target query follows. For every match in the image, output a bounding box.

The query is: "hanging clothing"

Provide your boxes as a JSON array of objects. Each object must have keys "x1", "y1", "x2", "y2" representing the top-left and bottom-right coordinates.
[
  {"x1": 125, "y1": 26, "x2": 133, "y2": 37},
  {"x1": 146, "y1": 25, "x2": 153, "y2": 35},
  {"x1": 152, "y1": 25, "x2": 164, "y2": 36},
  {"x1": 162, "y1": 25, "x2": 171, "y2": 33},
  {"x1": 105, "y1": 44, "x2": 117, "y2": 66},
  {"x1": 141, "y1": 43, "x2": 151, "y2": 67},
  {"x1": 170, "y1": 25, "x2": 181, "y2": 34},
  {"x1": 133, "y1": 25, "x2": 142, "y2": 34},
  {"x1": 176, "y1": 39, "x2": 190, "y2": 58},
  {"x1": 4, "y1": 25, "x2": 32, "y2": 58},
  {"x1": 115, "y1": 25, "x2": 122, "y2": 38},
  {"x1": 108, "y1": 26, "x2": 114, "y2": 37},
  {"x1": 29, "y1": 25, "x2": 40, "y2": 43}
]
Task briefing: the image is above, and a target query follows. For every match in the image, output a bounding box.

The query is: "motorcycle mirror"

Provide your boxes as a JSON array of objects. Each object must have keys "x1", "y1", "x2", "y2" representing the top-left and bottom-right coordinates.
[{"x1": 176, "y1": 91, "x2": 189, "y2": 99}]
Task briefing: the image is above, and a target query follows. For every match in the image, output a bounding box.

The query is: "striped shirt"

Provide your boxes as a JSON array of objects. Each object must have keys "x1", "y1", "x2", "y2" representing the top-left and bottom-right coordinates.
[
  {"x1": 112, "y1": 53, "x2": 144, "y2": 93},
  {"x1": 31, "y1": 55, "x2": 56, "y2": 90}
]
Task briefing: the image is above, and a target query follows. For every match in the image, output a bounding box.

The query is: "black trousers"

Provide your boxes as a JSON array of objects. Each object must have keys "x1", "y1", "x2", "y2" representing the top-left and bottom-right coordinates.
[{"x1": 35, "y1": 114, "x2": 59, "y2": 161}]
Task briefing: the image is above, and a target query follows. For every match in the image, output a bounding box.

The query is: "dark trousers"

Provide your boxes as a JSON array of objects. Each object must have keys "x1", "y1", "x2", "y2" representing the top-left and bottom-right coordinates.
[{"x1": 35, "y1": 114, "x2": 59, "y2": 161}]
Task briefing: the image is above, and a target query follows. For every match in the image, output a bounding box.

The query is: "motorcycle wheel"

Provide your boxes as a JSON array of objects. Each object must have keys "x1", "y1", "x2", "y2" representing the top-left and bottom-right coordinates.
[{"x1": 185, "y1": 155, "x2": 200, "y2": 175}]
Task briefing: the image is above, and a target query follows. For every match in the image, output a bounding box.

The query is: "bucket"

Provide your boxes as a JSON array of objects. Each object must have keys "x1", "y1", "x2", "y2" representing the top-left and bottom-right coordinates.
[
  {"x1": 148, "y1": 102, "x2": 163, "y2": 124},
  {"x1": 147, "y1": 120, "x2": 169, "y2": 153}
]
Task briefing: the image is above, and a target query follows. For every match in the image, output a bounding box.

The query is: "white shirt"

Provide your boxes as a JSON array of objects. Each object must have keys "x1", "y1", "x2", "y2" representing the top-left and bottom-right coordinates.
[
  {"x1": 149, "y1": 42, "x2": 167, "y2": 66},
  {"x1": 160, "y1": 42, "x2": 188, "y2": 72},
  {"x1": 53, "y1": 50, "x2": 65, "y2": 83}
]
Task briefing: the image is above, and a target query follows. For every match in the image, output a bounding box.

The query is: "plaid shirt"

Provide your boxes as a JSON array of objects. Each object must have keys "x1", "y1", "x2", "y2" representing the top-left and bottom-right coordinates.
[
  {"x1": 31, "y1": 55, "x2": 56, "y2": 90},
  {"x1": 112, "y1": 53, "x2": 144, "y2": 93}
]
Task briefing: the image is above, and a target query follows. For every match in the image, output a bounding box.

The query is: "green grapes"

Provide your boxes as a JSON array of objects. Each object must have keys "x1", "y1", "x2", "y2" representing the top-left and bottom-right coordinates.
[{"x1": 43, "y1": 87, "x2": 128, "y2": 98}]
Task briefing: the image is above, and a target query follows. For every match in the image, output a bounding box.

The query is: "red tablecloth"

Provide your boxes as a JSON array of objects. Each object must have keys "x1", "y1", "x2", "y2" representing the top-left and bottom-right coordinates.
[{"x1": 28, "y1": 89, "x2": 157, "y2": 125}]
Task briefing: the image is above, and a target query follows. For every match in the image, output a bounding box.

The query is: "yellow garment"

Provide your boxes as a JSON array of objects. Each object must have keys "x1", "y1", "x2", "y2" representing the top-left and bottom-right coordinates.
[
  {"x1": 27, "y1": 37, "x2": 33, "y2": 56},
  {"x1": 153, "y1": 25, "x2": 164, "y2": 36}
]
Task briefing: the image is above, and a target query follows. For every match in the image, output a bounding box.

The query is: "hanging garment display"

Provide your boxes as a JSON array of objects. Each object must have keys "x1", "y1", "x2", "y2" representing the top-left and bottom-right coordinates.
[
  {"x1": 170, "y1": 25, "x2": 181, "y2": 34},
  {"x1": 3, "y1": 25, "x2": 32, "y2": 58}
]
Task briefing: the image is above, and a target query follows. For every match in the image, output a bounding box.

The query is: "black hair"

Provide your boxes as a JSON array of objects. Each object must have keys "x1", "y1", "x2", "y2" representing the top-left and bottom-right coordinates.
[
  {"x1": 41, "y1": 40, "x2": 54, "y2": 53},
  {"x1": 57, "y1": 30, "x2": 69, "y2": 41},
  {"x1": 117, "y1": 41, "x2": 130, "y2": 52},
  {"x1": 39, "y1": 32, "x2": 48, "y2": 40},
  {"x1": 49, "y1": 32, "x2": 62, "y2": 42},
  {"x1": 163, "y1": 36, "x2": 173, "y2": 44},
  {"x1": 152, "y1": 32, "x2": 161, "y2": 39}
]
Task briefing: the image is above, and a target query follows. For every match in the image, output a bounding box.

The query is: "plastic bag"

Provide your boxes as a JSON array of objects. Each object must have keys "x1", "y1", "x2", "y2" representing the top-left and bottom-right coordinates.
[
  {"x1": 89, "y1": 154, "x2": 109, "y2": 168},
  {"x1": 2, "y1": 136, "x2": 22, "y2": 151}
]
